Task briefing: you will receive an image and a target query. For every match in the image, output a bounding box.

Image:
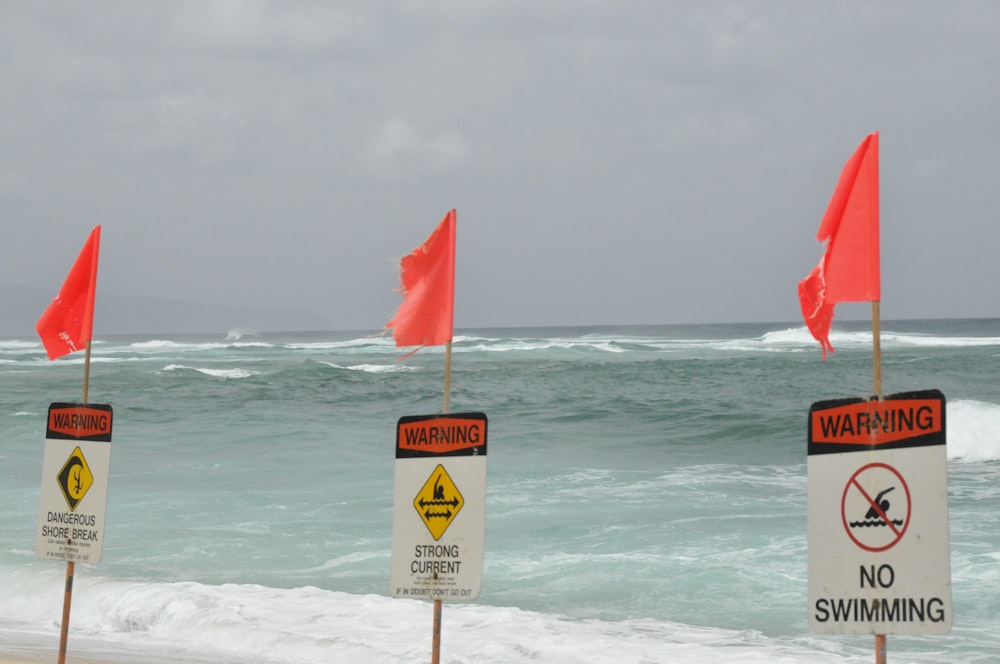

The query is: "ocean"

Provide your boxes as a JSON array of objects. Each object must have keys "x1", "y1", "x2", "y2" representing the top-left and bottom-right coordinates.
[{"x1": 0, "y1": 320, "x2": 997, "y2": 663}]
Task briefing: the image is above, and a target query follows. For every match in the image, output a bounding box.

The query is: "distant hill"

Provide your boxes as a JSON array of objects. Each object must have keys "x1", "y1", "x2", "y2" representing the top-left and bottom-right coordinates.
[{"x1": 0, "y1": 285, "x2": 334, "y2": 336}]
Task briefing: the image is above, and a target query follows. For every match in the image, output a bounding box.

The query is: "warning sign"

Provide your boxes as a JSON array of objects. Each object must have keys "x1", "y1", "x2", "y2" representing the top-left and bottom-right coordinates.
[
  {"x1": 36, "y1": 403, "x2": 113, "y2": 565},
  {"x1": 414, "y1": 464, "x2": 464, "y2": 540},
  {"x1": 807, "y1": 389, "x2": 951, "y2": 636},
  {"x1": 390, "y1": 413, "x2": 487, "y2": 602}
]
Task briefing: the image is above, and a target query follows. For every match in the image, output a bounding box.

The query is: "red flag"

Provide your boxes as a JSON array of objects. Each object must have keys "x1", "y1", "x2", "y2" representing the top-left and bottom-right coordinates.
[
  {"x1": 798, "y1": 133, "x2": 880, "y2": 358},
  {"x1": 386, "y1": 210, "x2": 456, "y2": 350},
  {"x1": 36, "y1": 226, "x2": 102, "y2": 360}
]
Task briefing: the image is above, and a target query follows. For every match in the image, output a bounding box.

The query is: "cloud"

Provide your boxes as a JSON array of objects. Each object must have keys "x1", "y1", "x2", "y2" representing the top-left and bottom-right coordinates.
[
  {"x1": 3, "y1": 2, "x2": 1000, "y2": 328},
  {"x1": 360, "y1": 118, "x2": 471, "y2": 181},
  {"x1": 166, "y1": 0, "x2": 377, "y2": 56}
]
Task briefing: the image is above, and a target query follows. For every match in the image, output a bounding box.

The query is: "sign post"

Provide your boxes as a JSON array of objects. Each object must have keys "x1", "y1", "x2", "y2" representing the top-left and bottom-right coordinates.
[
  {"x1": 390, "y1": 413, "x2": 487, "y2": 605},
  {"x1": 36, "y1": 400, "x2": 113, "y2": 664},
  {"x1": 808, "y1": 389, "x2": 951, "y2": 636}
]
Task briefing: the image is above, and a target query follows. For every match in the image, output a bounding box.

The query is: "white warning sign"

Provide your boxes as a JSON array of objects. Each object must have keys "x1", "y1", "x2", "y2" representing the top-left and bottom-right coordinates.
[
  {"x1": 807, "y1": 390, "x2": 951, "y2": 635},
  {"x1": 390, "y1": 413, "x2": 487, "y2": 602},
  {"x1": 36, "y1": 403, "x2": 113, "y2": 565}
]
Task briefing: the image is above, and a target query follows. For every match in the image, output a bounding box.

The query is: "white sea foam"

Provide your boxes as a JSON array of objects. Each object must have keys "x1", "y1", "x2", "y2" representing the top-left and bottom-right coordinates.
[
  {"x1": 110, "y1": 326, "x2": 996, "y2": 359},
  {"x1": 463, "y1": 338, "x2": 626, "y2": 353},
  {"x1": 300, "y1": 552, "x2": 385, "y2": 574},
  {"x1": 467, "y1": 327, "x2": 975, "y2": 355},
  {"x1": 0, "y1": 575, "x2": 877, "y2": 664},
  {"x1": 347, "y1": 363, "x2": 418, "y2": 373},
  {"x1": 160, "y1": 364, "x2": 260, "y2": 379},
  {"x1": 225, "y1": 328, "x2": 260, "y2": 341},
  {"x1": 132, "y1": 340, "x2": 190, "y2": 349},
  {"x1": 885, "y1": 332, "x2": 1000, "y2": 348},
  {"x1": 131, "y1": 340, "x2": 230, "y2": 352},
  {"x1": 285, "y1": 337, "x2": 393, "y2": 351},
  {"x1": 760, "y1": 326, "x2": 1000, "y2": 352},
  {"x1": 228, "y1": 342, "x2": 274, "y2": 349},
  {"x1": 0, "y1": 340, "x2": 40, "y2": 350},
  {"x1": 760, "y1": 327, "x2": 815, "y2": 345},
  {"x1": 36, "y1": 355, "x2": 126, "y2": 365},
  {"x1": 130, "y1": 339, "x2": 273, "y2": 352},
  {"x1": 947, "y1": 399, "x2": 1000, "y2": 462},
  {"x1": 318, "y1": 361, "x2": 419, "y2": 373}
]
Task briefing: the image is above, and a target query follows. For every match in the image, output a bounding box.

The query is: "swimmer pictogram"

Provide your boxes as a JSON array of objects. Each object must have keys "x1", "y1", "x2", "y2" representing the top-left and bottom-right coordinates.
[
  {"x1": 849, "y1": 487, "x2": 904, "y2": 528},
  {"x1": 841, "y1": 462, "x2": 911, "y2": 552}
]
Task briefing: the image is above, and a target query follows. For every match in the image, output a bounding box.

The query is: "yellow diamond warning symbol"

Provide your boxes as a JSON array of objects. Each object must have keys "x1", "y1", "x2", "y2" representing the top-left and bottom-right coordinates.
[
  {"x1": 57, "y1": 447, "x2": 94, "y2": 511},
  {"x1": 413, "y1": 464, "x2": 464, "y2": 541}
]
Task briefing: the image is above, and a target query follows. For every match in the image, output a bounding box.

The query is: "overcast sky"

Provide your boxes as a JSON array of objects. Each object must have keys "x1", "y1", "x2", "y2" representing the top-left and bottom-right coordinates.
[{"x1": 2, "y1": 1, "x2": 998, "y2": 331}]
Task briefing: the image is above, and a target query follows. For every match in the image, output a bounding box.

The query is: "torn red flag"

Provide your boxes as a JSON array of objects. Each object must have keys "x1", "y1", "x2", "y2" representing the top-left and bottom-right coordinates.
[
  {"x1": 386, "y1": 210, "x2": 456, "y2": 352},
  {"x1": 798, "y1": 133, "x2": 880, "y2": 358},
  {"x1": 36, "y1": 225, "x2": 102, "y2": 360}
]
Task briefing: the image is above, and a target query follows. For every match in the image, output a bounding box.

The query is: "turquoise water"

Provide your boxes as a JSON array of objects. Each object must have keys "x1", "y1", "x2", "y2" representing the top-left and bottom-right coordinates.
[{"x1": 1, "y1": 321, "x2": 998, "y2": 662}]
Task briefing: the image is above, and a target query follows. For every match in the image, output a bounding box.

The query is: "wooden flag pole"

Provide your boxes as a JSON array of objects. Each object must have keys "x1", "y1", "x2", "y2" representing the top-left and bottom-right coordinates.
[
  {"x1": 58, "y1": 340, "x2": 94, "y2": 664},
  {"x1": 431, "y1": 597, "x2": 442, "y2": 664},
  {"x1": 871, "y1": 302, "x2": 887, "y2": 664},
  {"x1": 431, "y1": 340, "x2": 454, "y2": 664},
  {"x1": 443, "y1": 341, "x2": 452, "y2": 416},
  {"x1": 872, "y1": 301, "x2": 883, "y2": 398},
  {"x1": 57, "y1": 560, "x2": 74, "y2": 664},
  {"x1": 82, "y1": 340, "x2": 93, "y2": 404}
]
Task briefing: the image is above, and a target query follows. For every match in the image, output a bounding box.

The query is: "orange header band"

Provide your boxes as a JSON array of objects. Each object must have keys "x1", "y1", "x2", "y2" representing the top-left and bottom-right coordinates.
[
  {"x1": 398, "y1": 417, "x2": 484, "y2": 454},
  {"x1": 810, "y1": 398, "x2": 942, "y2": 446},
  {"x1": 48, "y1": 406, "x2": 112, "y2": 439}
]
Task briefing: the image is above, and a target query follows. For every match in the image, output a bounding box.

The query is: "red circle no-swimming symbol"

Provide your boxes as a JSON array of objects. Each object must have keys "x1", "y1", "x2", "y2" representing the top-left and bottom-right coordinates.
[{"x1": 841, "y1": 462, "x2": 911, "y2": 552}]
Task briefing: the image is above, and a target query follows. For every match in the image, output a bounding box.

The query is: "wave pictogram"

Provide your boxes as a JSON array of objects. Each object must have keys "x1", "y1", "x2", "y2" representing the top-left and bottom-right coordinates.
[{"x1": 849, "y1": 519, "x2": 905, "y2": 528}]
